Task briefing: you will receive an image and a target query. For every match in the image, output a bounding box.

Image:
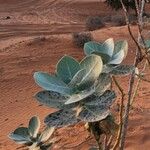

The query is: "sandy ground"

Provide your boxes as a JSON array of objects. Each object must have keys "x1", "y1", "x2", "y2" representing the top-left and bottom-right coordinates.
[{"x1": 0, "y1": 0, "x2": 150, "y2": 150}]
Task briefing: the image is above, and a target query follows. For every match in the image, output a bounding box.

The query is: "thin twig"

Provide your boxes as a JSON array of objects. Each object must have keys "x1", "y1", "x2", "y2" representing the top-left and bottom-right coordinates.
[
  {"x1": 131, "y1": 60, "x2": 148, "y2": 105},
  {"x1": 120, "y1": 0, "x2": 143, "y2": 61},
  {"x1": 112, "y1": 76, "x2": 125, "y2": 150},
  {"x1": 107, "y1": 135, "x2": 113, "y2": 149},
  {"x1": 103, "y1": 134, "x2": 108, "y2": 150}
]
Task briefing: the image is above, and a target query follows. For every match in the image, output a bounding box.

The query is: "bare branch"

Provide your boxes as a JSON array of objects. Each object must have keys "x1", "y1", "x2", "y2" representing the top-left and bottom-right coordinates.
[{"x1": 112, "y1": 76, "x2": 125, "y2": 150}]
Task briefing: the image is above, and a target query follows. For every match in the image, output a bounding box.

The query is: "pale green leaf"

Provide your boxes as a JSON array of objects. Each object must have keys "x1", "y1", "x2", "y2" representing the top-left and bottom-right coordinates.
[
  {"x1": 78, "y1": 55, "x2": 103, "y2": 90},
  {"x1": 38, "y1": 127, "x2": 55, "y2": 142},
  {"x1": 108, "y1": 49, "x2": 124, "y2": 64},
  {"x1": 68, "y1": 69, "x2": 86, "y2": 88},
  {"x1": 34, "y1": 72, "x2": 73, "y2": 95},
  {"x1": 102, "y1": 38, "x2": 114, "y2": 57}
]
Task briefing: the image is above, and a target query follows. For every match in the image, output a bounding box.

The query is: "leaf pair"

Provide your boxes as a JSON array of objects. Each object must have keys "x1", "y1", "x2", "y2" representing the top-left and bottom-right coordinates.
[
  {"x1": 34, "y1": 54, "x2": 103, "y2": 96},
  {"x1": 84, "y1": 38, "x2": 128, "y2": 65},
  {"x1": 44, "y1": 90, "x2": 116, "y2": 127}
]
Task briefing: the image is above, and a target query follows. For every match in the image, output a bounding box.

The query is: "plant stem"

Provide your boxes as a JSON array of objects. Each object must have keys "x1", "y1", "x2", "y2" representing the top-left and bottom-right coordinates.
[
  {"x1": 131, "y1": 60, "x2": 148, "y2": 105},
  {"x1": 88, "y1": 122, "x2": 103, "y2": 150},
  {"x1": 112, "y1": 77, "x2": 125, "y2": 150}
]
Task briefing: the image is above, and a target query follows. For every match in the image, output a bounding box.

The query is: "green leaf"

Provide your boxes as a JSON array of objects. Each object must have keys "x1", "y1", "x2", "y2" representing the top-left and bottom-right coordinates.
[
  {"x1": 38, "y1": 127, "x2": 55, "y2": 142},
  {"x1": 35, "y1": 91, "x2": 68, "y2": 109},
  {"x1": 78, "y1": 105, "x2": 110, "y2": 122},
  {"x1": 56, "y1": 56, "x2": 80, "y2": 84},
  {"x1": 78, "y1": 55, "x2": 103, "y2": 90},
  {"x1": 110, "y1": 65, "x2": 135, "y2": 75},
  {"x1": 92, "y1": 52, "x2": 111, "y2": 64},
  {"x1": 84, "y1": 41, "x2": 103, "y2": 55},
  {"x1": 9, "y1": 127, "x2": 31, "y2": 144},
  {"x1": 28, "y1": 116, "x2": 40, "y2": 138},
  {"x1": 34, "y1": 72, "x2": 73, "y2": 95},
  {"x1": 68, "y1": 69, "x2": 86, "y2": 88},
  {"x1": 44, "y1": 109, "x2": 79, "y2": 128},
  {"x1": 95, "y1": 74, "x2": 111, "y2": 96},
  {"x1": 65, "y1": 88, "x2": 95, "y2": 105},
  {"x1": 102, "y1": 38, "x2": 114, "y2": 57}
]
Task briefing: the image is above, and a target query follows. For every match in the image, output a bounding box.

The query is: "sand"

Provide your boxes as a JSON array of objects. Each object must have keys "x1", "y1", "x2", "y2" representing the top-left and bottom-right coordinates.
[{"x1": 0, "y1": 0, "x2": 150, "y2": 150}]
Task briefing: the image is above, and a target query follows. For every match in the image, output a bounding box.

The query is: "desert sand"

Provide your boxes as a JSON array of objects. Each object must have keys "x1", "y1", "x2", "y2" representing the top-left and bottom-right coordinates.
[{"x1": 0, "y1": 0, "x2": 150, "y2": 150}]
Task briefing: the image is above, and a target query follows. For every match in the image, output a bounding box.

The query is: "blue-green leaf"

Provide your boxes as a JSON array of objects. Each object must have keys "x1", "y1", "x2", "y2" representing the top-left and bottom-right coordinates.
[
  {"x1": 56, "y1": 56, "x2": 80, "y2": 84},
  {"x1": 9, "y1": 127, "x2": 31, "y2": 144},
  {"x1": 44, "y1": 109, "x2": 79, "y2": 127},
  {"x1": 108, "y1": 49, "x2": 124, "y2": 64},
  {"x1": 84, "y1": 41, "x2": 111, "y2": 63},
  {"x1": 102, "y1": 38, "x2": 114, "y2": 57},
  {"x1": 68, "y1": 69, "x2": 86, "y2": 88},
  {"x1": 65, "y1": 88, "x2": 95, "y2": 105},
  {"x1": 85, "y1": 90, "x2": 116, "y2": 107},
  {"x1": 78, "y1": 105, "x2": 110, "y2": 122},
  {"x1": 78, "y1": 55, "x2": 103, "y2": 90},
  {"x1": 114, "y1": 41, "x2": 128, "y2": 57},
  {"x1": 34, "y1": 72, "x2": 73, "y2": 95},
  {"x1": 35, "y1": 91, "x2": 68, "y2": 109},
  {"x1": 84, "y1": 41, "x2": 103, "y2": 55},
  {"x1": 77, "y1": 90, "x2": 116, "y2": 122},
  {"x1": 95, "y1": 74, "x2": 111, "y2": 96},
  {"x1": 110, "y1": 65, "x2": 135, "y2": 75},
  {"x1": 28, "y1": 116, "x2": 40, "y2": 138}
]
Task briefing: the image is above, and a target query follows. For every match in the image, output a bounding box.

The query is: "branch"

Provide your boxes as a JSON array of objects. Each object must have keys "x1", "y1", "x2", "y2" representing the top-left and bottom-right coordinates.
[
  {"x1": 112, "y1": 76, "x2": 125, "y2": 150},
  {"x1": 119, "y1": 0, "x2": 144, "y2": 149},
  {"x1": 120, "y1": 0, "x2": 143, "y2": 61}
]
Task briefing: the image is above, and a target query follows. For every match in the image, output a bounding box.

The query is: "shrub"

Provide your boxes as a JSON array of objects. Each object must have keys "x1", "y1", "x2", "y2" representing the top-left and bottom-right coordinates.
[
  {"x1": 111, "y1": 15, "x2": 126, "y2": 26},
  {"x1": 9, "y1": 38, "x2": 139, "y2": 150},
  {"x1": 86, "y1": 16, "x2": 104, "y2": 31},
  {"x1": 72, "y1": 32, "x2": 93, "y2": 48},
  {"x1": 105, "y1": 0, "x2": 136, "y2": 11}
]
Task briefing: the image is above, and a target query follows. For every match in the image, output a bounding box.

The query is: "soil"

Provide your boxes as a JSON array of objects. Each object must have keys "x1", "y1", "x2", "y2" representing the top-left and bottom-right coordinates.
[{"x1": 0, "y1": 1, "x2": 150, "y2": 150}]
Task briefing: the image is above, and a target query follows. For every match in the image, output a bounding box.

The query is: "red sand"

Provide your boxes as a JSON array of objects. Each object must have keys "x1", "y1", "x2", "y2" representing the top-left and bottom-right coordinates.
[{"x1": 0, "y1": 1, "x2": 150, "y2": 150}]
